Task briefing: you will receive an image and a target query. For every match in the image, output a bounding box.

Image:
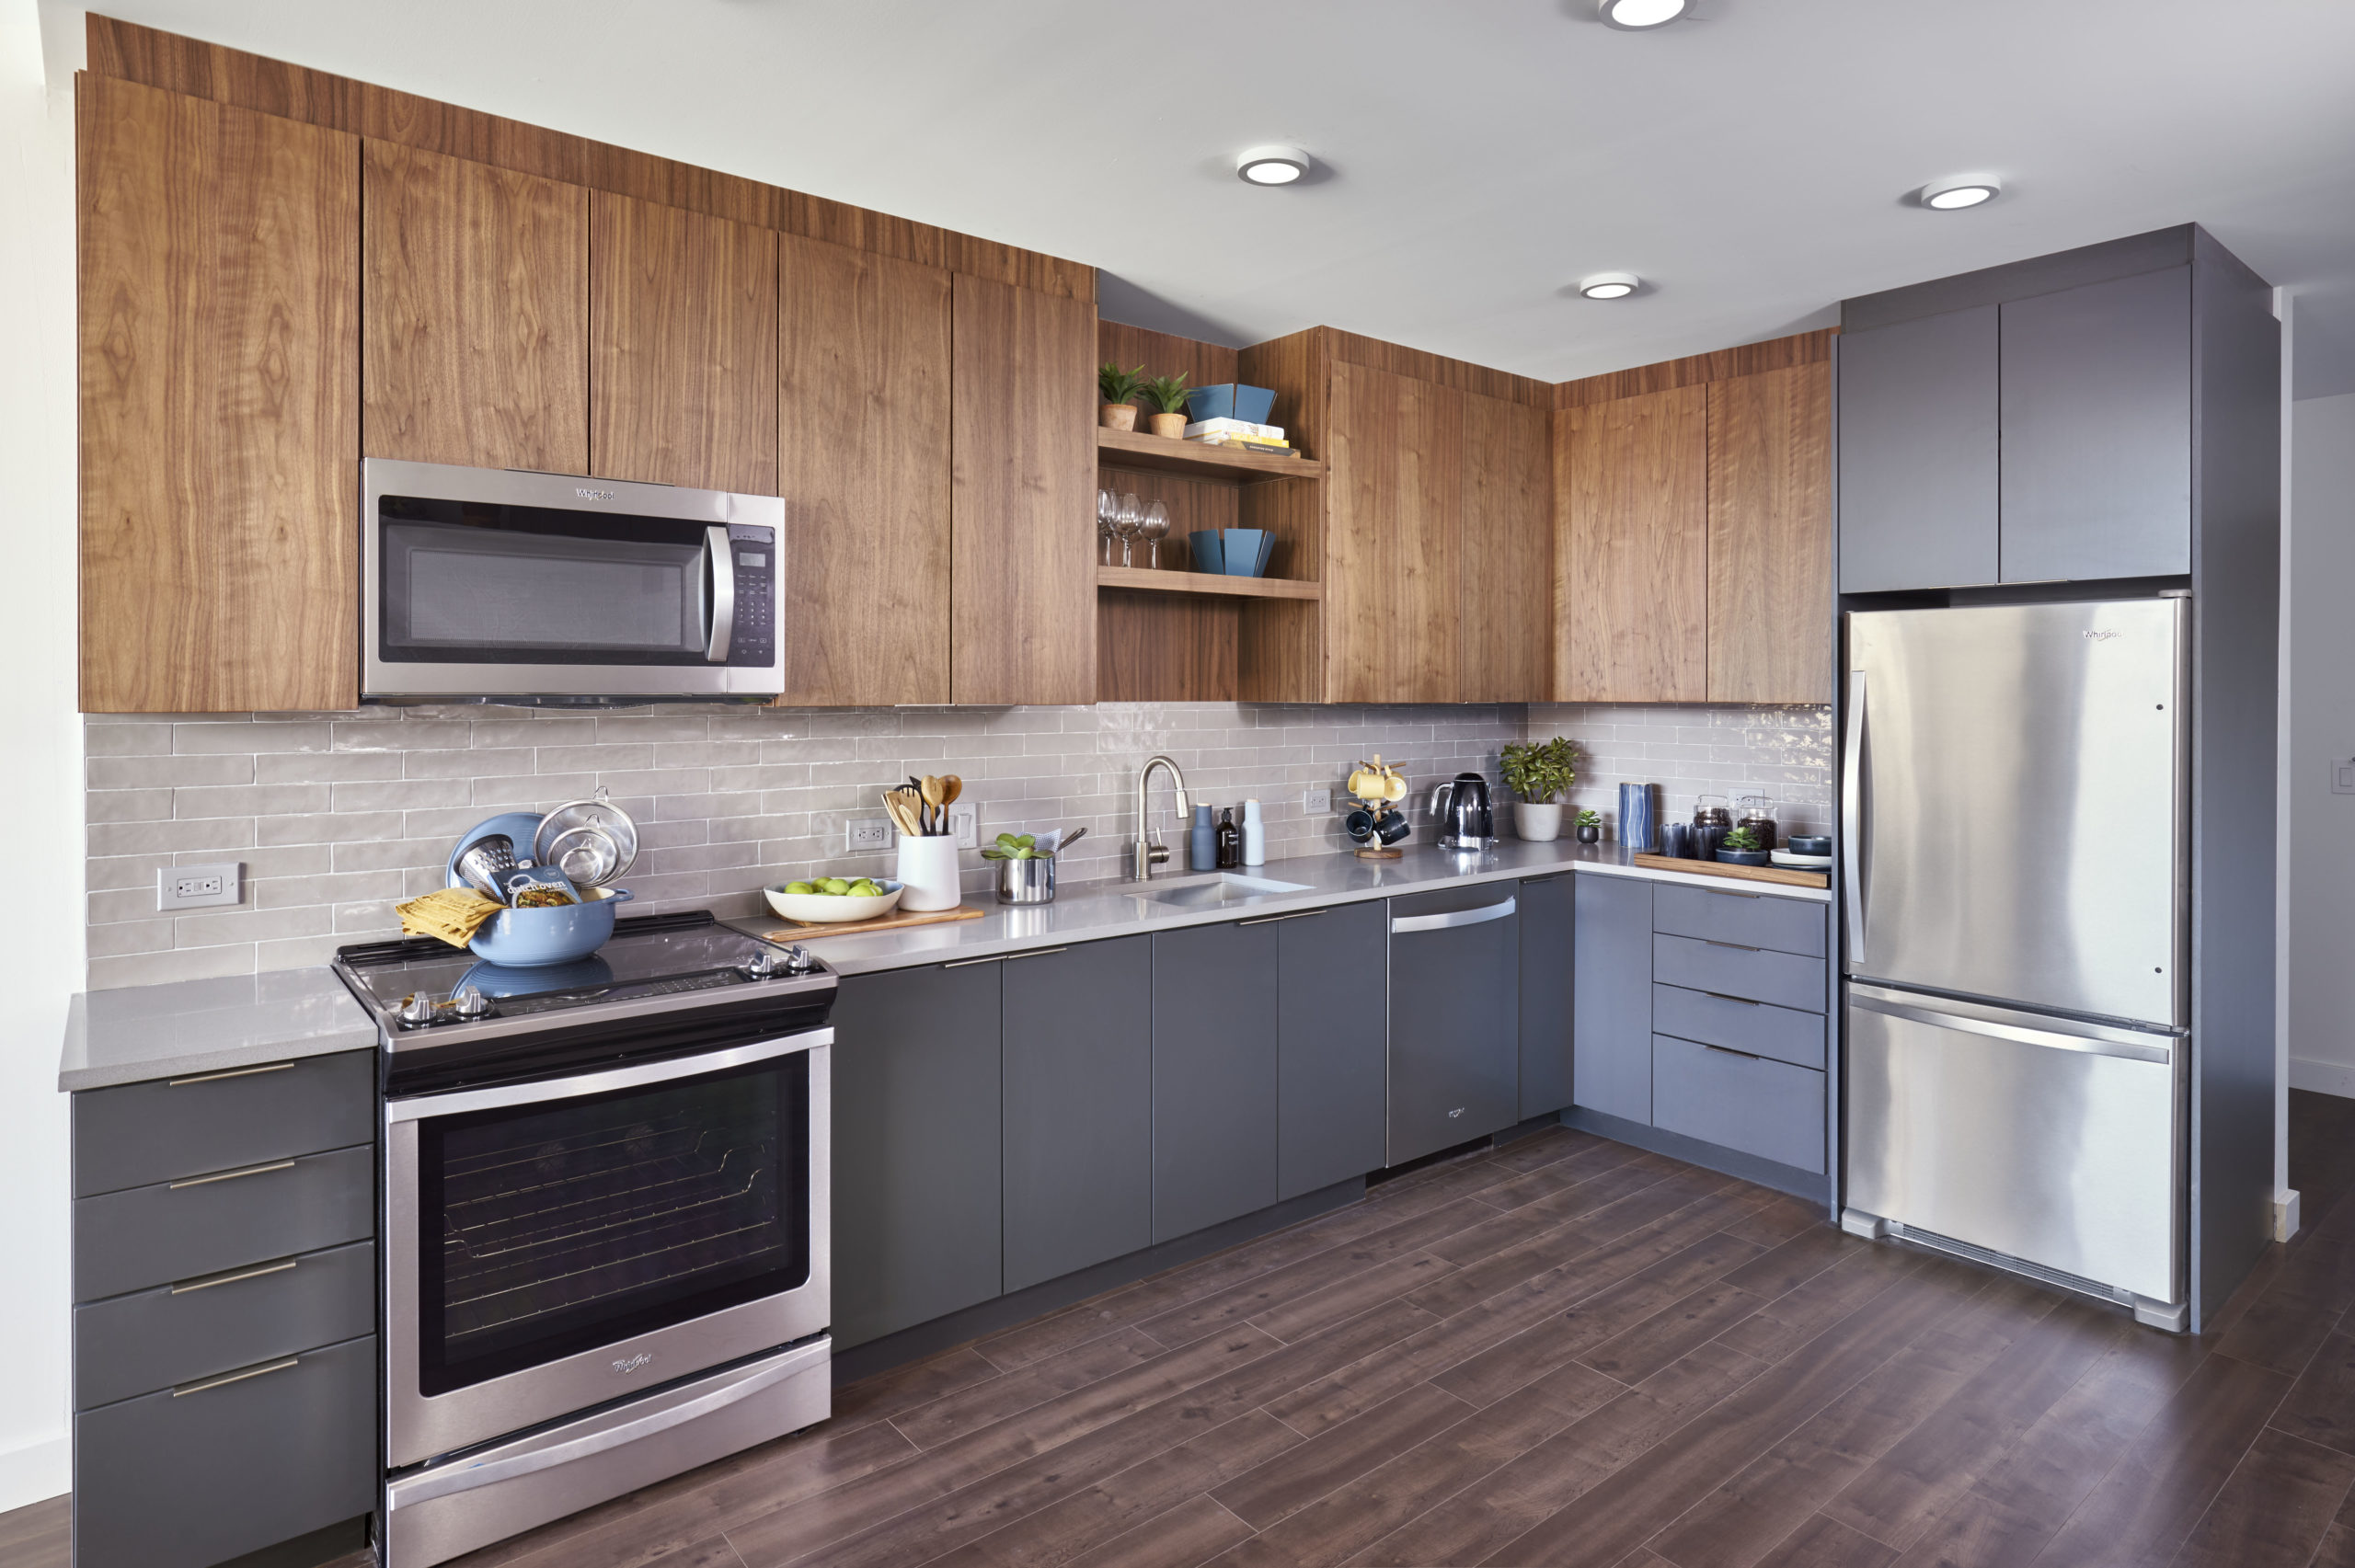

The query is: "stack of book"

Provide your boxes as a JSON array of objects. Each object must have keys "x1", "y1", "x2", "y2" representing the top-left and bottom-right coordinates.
[{"x1": 1184, "y1": 418, "x2": 1298, "y2": 458}]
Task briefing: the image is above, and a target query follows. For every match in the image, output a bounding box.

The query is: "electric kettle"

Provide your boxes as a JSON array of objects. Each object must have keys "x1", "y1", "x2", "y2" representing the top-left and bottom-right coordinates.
[{"x1": 1427, "y1": 772, "x2": 1496, "y2": 850}]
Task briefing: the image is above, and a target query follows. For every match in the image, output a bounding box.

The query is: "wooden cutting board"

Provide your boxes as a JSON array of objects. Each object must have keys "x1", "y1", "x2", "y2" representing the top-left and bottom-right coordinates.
[
  {"x1": 750, "y1": 903, "x2": 987, "y2": 940},
  {"x1": 1631, "y1": 853, "x2": 1830, "y2": 890}
]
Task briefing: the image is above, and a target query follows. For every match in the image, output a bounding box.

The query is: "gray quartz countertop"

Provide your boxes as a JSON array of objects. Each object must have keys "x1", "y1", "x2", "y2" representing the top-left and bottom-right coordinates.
[
  {"x1": 731, "y1": 840, "x2": 1829, "y2": 977},
  {"x1": 59, "y1": 967, "x2": 378, "y2": 1093}
]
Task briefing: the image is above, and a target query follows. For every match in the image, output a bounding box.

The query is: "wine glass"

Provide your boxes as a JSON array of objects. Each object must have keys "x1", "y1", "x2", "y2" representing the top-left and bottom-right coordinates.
[
  {"x1": 1141, "y1": 499, "x2": 1171, "y2": 568},
  {"x1": 1115, "y1": 492, "x2": 1143, "y2": 567},
  {"x1": 1097, "y1": 490, "x2": 1116, "y2": 565}
]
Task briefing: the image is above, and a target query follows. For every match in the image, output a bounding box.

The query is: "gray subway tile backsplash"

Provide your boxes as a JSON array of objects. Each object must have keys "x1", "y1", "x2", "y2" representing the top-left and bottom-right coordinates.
[{"x1": 82, "y1": 699, "x2": 1831, "y2": 989}]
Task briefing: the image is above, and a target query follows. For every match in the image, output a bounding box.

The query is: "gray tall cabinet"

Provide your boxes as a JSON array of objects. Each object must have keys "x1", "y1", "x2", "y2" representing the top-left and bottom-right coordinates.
[{"x1": 1835, "y1": 223, "x2": 2281, "y2": 1327}]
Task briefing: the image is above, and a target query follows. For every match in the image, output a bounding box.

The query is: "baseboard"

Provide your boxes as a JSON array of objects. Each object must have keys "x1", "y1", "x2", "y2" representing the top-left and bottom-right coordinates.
[
  {"x1": 2290, "y1": 1056, "x2": 2355, "y2": 1099},
  {"x1": 0, "y1": 1434, "x2": 67, "y2": 1515},
  {"x1": 1560, "y1": 1106, "x2": 1834, "y2": 1207}
]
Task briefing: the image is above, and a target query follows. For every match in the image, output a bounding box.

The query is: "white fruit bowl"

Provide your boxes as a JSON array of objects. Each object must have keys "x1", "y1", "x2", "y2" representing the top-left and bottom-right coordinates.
[{"x1": 764, "y1": 879, "x2": 903, "y2": 923}]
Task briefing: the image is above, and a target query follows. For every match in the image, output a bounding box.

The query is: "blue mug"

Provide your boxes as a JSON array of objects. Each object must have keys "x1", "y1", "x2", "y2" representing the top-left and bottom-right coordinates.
[{"x1": 1618, "y1": 783, "x2": 1659, "y2": 853}]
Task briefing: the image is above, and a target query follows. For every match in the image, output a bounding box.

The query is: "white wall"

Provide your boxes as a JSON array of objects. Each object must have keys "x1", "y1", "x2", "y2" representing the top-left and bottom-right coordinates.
[
  {"x1": 0, "y1": 0, "x2": 83, "y2": 1511},
  {"x1": 2287, "y1": 389, "x2": 2355, "y2": 1101}
]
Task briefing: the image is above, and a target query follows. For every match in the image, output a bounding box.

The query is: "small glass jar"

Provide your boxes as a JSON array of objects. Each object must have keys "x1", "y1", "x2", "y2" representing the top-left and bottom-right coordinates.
[{"x1": 1736, "y1": 793, "x2": 1778, "y2": 852}]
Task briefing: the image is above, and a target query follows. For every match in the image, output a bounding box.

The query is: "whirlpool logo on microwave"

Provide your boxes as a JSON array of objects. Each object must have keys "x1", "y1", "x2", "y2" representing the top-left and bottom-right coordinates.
[
  {"x1": 612, "y1": 1352, "x2": 655, "y2": 1376},
  {"x1": 576, "y1": 486, "x2": 617, "y2": 502}
]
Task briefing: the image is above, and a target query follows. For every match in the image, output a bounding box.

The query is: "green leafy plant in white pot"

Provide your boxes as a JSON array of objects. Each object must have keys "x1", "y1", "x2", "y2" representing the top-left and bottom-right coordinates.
[{"x1": 1499, "y1": 737, "x2": 1577, "y2": 841}]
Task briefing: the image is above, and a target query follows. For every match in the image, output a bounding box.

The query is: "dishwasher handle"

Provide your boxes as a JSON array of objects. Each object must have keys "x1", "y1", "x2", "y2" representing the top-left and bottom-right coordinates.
[{"x1": 1391, "y1": 895, "x2": 1516, "y2": 934}]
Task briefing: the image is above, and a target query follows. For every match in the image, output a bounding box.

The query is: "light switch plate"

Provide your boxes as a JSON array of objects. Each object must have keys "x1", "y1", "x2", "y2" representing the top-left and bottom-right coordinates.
[
  {"x1": 948, "y1": 803, "x2": 979, "y2": 849},
  {"x1": 847, "y1": 818, "x2": 892, "y2": 852},
  {"x1": 159, "y1": 862, "x2": 241, "y2": 910},
  {"x1": 1304, "y1": 787, "x2": 1333, "y2": 814},
  {"x1": 2333, "y1": 760, "x2": 2355, "y2": 796}
]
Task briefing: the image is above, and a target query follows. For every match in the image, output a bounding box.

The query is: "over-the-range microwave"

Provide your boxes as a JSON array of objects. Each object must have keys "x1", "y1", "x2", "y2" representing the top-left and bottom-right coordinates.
[{"x1": 362, "y1": 458, "x2": 784, "y2": 704}]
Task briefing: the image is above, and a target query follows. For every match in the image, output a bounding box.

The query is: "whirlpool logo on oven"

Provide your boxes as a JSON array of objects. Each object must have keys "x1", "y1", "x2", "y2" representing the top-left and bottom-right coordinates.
[{"x1": 612, "y1": 1352, "x2": 656, "y2": 1376}]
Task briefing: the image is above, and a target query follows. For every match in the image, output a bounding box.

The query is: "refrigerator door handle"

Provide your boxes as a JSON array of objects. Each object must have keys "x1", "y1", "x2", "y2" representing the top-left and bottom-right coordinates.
[
  {"x1": 1843, "y1": 669, "x2": 1867, "y2": 965},
  {"x1": 1847, "y1": 983, "x2": 2177, "y2": 1065}
]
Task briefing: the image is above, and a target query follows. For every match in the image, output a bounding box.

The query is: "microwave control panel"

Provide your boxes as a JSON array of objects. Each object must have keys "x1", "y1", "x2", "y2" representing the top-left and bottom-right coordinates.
[{"x1": 728, "y1": 522, "x2": 776, "y2": 669}]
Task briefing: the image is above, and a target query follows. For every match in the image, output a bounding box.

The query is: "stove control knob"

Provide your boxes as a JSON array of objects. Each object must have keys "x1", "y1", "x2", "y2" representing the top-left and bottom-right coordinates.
[
  {"x1": 451, "y1": 985, "x2": 491, "y2": 1020},
  {"x1": 742, "y1": 949, "x2": 785, "y2": 979},
  {"x1": 397, "y1": 992, "x2": 439, "y2": 1027},
  {"x1": 784, "y1": 944, "x2": 818, "y2": 975}
]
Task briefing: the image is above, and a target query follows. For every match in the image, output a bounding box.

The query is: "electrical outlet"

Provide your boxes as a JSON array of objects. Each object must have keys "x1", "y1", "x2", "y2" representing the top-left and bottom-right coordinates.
[
  {"x1": 847, "y1": 818, "x2": 892, "y2": 852},
  {"x1": 2334, "y1": 760, "x2": 2355, "y2": 796},
  {"x1": 1304, "y1": 787, "x2": 1332, "y2": 814},
  {"x1": 948, "y1": 803, "x2": 979, "y2": 849},
  {"x1": 159, "y1": 862, "x2": 241, "y2": 911}
]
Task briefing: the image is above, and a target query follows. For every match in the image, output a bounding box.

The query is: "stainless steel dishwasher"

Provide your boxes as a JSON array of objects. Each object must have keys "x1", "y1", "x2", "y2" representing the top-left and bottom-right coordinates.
[{"x1": 1386, "y1": 883, "x2": 1521, "y2": 1165}]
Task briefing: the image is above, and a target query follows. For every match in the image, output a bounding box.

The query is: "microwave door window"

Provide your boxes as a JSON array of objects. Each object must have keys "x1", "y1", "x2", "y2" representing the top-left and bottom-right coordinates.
[{"x1": 382, "y1": 520, "x2": 708, "y2": 665}]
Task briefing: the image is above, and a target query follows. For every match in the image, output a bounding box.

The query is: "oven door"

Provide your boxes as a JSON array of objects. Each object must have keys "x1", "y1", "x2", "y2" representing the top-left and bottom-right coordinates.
[
  {"x1": 385, "y1": 1030, "x2": 829, "y2": 1468},
  {"x1": 362, "y1": 457, "x2": 782, "y2": 701}
]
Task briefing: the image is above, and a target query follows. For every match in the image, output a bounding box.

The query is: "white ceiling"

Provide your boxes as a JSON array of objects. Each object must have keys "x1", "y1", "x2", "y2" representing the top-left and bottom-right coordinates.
[{"x1": 46, "y1": 0, "x2": 2355, "y2": 396}]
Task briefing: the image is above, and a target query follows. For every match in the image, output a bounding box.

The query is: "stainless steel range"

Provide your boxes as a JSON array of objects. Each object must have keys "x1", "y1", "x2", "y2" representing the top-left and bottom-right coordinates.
[{"x1": 333, "y1": 911, "x2": 835, "y2": 1568}]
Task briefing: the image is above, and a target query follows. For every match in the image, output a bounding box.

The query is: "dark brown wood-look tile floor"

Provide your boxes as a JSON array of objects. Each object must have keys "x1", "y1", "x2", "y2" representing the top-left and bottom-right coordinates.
[{"x1": 10, "y1": 1092, "x2": 2355, "y2": 1568}]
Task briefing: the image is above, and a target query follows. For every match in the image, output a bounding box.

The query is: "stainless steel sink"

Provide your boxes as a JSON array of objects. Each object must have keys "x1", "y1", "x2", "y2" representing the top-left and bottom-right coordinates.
[{"x1": 1134, "y1": 872, "x2": 1312, "y2": 910}]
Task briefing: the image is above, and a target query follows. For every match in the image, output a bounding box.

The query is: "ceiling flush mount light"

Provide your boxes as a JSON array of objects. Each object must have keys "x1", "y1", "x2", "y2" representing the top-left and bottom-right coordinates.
[
  {"x1": 1236, "y1": 144, "x2": 1309, "y2": 186},
  {"x1": 1920, "y1": 175, "x2": 2002, "y2": 211},
  {"x1": 1599, "y1": 0, "x2": 1689, "y2": 29},
  {"x1": 1579, "y1": 272, "x2": 1641, "y2": 300}
]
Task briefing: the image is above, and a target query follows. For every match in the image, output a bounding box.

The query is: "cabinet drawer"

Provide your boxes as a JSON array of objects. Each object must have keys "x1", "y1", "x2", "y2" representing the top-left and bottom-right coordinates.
[
  {"x1": 1651, "y1": 933, "x2": 1825, "y2": 1013},
  {"x1": 73, "y1": 1333, "x2": 376, "y2": 1568},
  {"x1": 1652, "y1": 1035, "x2": 1826, "y2": 1173},
  {"x1": 75, "y1": 1239, "x2": 374, "y2": 1410},
  {"x1": 75, "y1": 1143, "x2": 374, "y2": 1302},
  {"x1": 1651, "y1": 884, "x2": 1825, "y2": 958},
  {"x1": 74, "y1": 1049, "x2": 374, "y2": 1198},
  {"x1": 1652, "y1": 983, "x2": 1826, "y2": 1070}
]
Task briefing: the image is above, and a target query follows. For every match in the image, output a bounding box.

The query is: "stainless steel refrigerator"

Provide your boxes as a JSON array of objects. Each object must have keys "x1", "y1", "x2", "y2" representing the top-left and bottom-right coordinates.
[{"x1": 1840, "y1": 597, "x2": 2188, "y2": 1328}]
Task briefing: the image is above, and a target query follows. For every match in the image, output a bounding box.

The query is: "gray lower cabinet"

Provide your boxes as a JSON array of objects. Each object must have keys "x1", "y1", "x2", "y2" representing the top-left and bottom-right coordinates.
[
  {"x1": 71, "y1": 1050, "x2": 375, "y2": 1198},
  {"x1": 74, "y1": 1142, "x2": 374, "y2": 1302},
  {"x1": 1652, "y1": 1036, "x2": 1826, "y2": 1173},
  {"x1": 1151, "y1": 920, "x2": 1280, "y2": 1242},
  {"x1": 1387, "y1": 884, "x2": 1521, "y2": 1165},
  {"x1": 1001, "y1": 937, "x2": 1152, "y2": 1291},
  {"x1": 75, "y1": 1333, "x2": 377, "y2": 1568},
  {"x1": 1837, "y1": 303, "x2": 2000, "y2": 592},
  {"x1": 833, "y1": 962, "x2": 1004, "y2": 1346},
  {"x1": 1572, "y1": 872, "x2": 1654, "y2": 1124},
  {"x1": 1518, "y1": 875, "x2": 1575, "y2": 1119},
  {"x1": 1273, "y1": 902, "x2": 1387, "y2": 1200}
]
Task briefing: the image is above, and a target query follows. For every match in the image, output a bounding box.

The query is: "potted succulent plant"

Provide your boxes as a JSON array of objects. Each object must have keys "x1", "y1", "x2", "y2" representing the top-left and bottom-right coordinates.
[
  {"x1": 1099, "y1": 362, "x2": 1143, "y2": 431},
  {"x1": 1575, "y1": 807, "x2": 1602, "y2": 844},
  {"x1": 1716, "y1": 824, "x2": 1770, "y2": 865},
  {"x1": 1499, "y1": 736, "x2": 1576, "y2": 841},
  {"x1": 1141, "y1": 372, "x2": 1192, "y2": 438}
]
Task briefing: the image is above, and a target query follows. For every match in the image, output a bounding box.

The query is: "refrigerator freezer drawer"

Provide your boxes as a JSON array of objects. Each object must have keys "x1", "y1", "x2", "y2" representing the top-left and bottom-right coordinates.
[{"x1": 1844, "y1": 985, "x2": 2183, "y2": 1304}]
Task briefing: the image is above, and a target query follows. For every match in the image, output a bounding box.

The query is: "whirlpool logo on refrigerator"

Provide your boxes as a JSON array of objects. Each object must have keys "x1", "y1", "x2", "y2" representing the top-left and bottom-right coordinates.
[
  {"x1": 612, "y1": 1352, "x2": 655, "y2": 1376},
  {"x1": 2083, "y1": 630, "x2": 2121, "y2": 642}
]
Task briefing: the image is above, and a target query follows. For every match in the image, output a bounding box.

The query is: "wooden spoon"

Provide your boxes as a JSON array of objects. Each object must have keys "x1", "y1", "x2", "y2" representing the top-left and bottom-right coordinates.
[{"x1": 920, "y1": 775, "x2": 948, "y2": 834}]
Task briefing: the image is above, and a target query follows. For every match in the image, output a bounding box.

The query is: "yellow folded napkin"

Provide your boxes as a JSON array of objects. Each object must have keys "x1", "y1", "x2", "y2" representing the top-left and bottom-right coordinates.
[{"x1": 396, "y1": 887, "x2": 506, "y2": 948}]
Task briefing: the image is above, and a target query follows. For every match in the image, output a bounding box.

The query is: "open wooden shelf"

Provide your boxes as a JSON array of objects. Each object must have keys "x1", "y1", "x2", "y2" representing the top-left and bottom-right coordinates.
[
  {"x1": 1096, "y1": 566, "x2": 1322, "y2": 601},
  {"x1": 1096, "y1": 426, "x2": 1324, "y2": 482}
]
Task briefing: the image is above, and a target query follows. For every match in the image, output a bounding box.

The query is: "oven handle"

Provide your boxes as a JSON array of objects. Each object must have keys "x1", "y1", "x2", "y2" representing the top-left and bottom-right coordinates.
[
  {"x1": 386, "y1": 1026, "x2": 830, "y2": 1122},
  {"x1": 705, "y1": 525, "x2": 736, "y2": 664},
  {"x1": 386, "y1": 1345, "x2": 821, "y2": 1510}
]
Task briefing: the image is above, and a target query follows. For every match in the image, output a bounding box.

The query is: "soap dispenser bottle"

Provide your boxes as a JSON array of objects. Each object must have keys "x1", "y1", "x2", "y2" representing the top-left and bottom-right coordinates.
[
  {"x1": 1241, "y1": 798, "x2": 1266, "y2": 866},
  {"x1": 1215, "y1": 807, "x2": 1240, "y2": 869}
]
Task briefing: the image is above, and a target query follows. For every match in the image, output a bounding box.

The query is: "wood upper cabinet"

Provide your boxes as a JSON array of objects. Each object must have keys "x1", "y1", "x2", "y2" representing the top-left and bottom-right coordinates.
[
  {"x1": 1460, "y1": 389, "x2": 1553, "y2": 703},
  {"x1": 78, "y1": 74, "x2": 360, "y2": 714},
  {"x1": 1327, "y1": 361, "x2": 1463, "y2": 704},
  {"x1": 591, "y1": 192, "x2": 777, "y2": 493},
  {"x1": 950, "y1": 273, "x2": 1096, "y2": 705},
  {"x1": 1558, "y1": 385, "x2": 1708, "y2": 703},
  {"x1": 362, "y1": 141, "x2": 589, "y2": 473},
  {"x1": 777, "y1": 235, "x2": 952, "y2": 705},
  {"x1": 1706, "y1": 362, "x2": 1832, "y2": 704}
]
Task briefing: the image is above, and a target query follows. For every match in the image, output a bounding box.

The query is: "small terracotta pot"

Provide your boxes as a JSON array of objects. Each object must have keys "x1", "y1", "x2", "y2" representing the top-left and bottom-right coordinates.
[
  {"x1": 1149, "y1": 411, "x2": 1188, "y2": 439},
  {"x1": 1099, "y1": 403, "x2": 1138, "y2": 431}
]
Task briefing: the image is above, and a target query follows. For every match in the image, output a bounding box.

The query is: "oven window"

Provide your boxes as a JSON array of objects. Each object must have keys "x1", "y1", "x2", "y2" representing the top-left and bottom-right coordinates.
[{"x1": 416, "y1": 1053, "x2": 810, "y2": 1397}]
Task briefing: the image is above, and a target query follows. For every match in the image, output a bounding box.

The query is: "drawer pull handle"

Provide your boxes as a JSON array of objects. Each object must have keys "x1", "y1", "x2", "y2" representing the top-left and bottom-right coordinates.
[
  {"x1": 173, "y1": 1356, "x2": 299, "y2": 1397},
  {"x1": 171, "y1": 1257, "x2": 297, "y2": 1295},
  {"x1": 1698, "y1": 990, "x2": 1763, "y2": 1007},
  {"x1": 1239, "y1": 909, "x2": 1328, "y2": 925},
  {"x1": 167, "y1": 1061, "x2": 295, "y2": 1088},
  {"x1": 1002, "y1": 946, "x2": 1069, "y2": 962},
  {"x1": 169, "y1": 1158, "x2": 296, "y2": 1190},
  {"x1": 941, "y1": 956, "x2": 1004, "y2": 968},
  {"x1": 1696, "y1": 938, "x2": 1761, "y2": 953},
  {"x1": 1702, "y1": 1043, "x2": 1764, "y2": 1061},
  {"x1": 1393, "y1": 897, "x2": 1517, "y2": 934}
]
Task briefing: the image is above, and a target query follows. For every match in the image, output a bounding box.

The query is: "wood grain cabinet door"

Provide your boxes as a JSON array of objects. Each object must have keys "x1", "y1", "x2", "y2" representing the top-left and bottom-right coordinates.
[
  {"x1": 1557, "y1": 386, "x2": 1708, "y2": 703},
  {"x1": 778, "y1": 236, "x2": 952, "y2": 705},
  {"x1": 1706, "y1": 361, "x2": 1832, "y2": 704},
  {"x1": 1460, "y1": 389, "x2": 1553, "y2": 703},
  {"x1": 591, "y1": 191, "x2": 777, "y2": 494},
  {"x1": 362, "y1": 140, "x2": 588, "y2": 474},
  {"x1": 950, "y1": 273, "x2": 1096, "y2": 705},
  {"x1": 78, "y1": 74, "x2": 360, "y2": 714},
  {"x1": 1327, "y1": 361, "x2": 1464, "y2": 704}
]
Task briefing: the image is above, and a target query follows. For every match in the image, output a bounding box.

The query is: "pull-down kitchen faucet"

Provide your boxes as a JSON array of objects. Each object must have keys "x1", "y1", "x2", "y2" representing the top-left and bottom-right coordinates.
[{"x1": 1132, "y1": 754, "x2": 1191, "y2": 882}]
